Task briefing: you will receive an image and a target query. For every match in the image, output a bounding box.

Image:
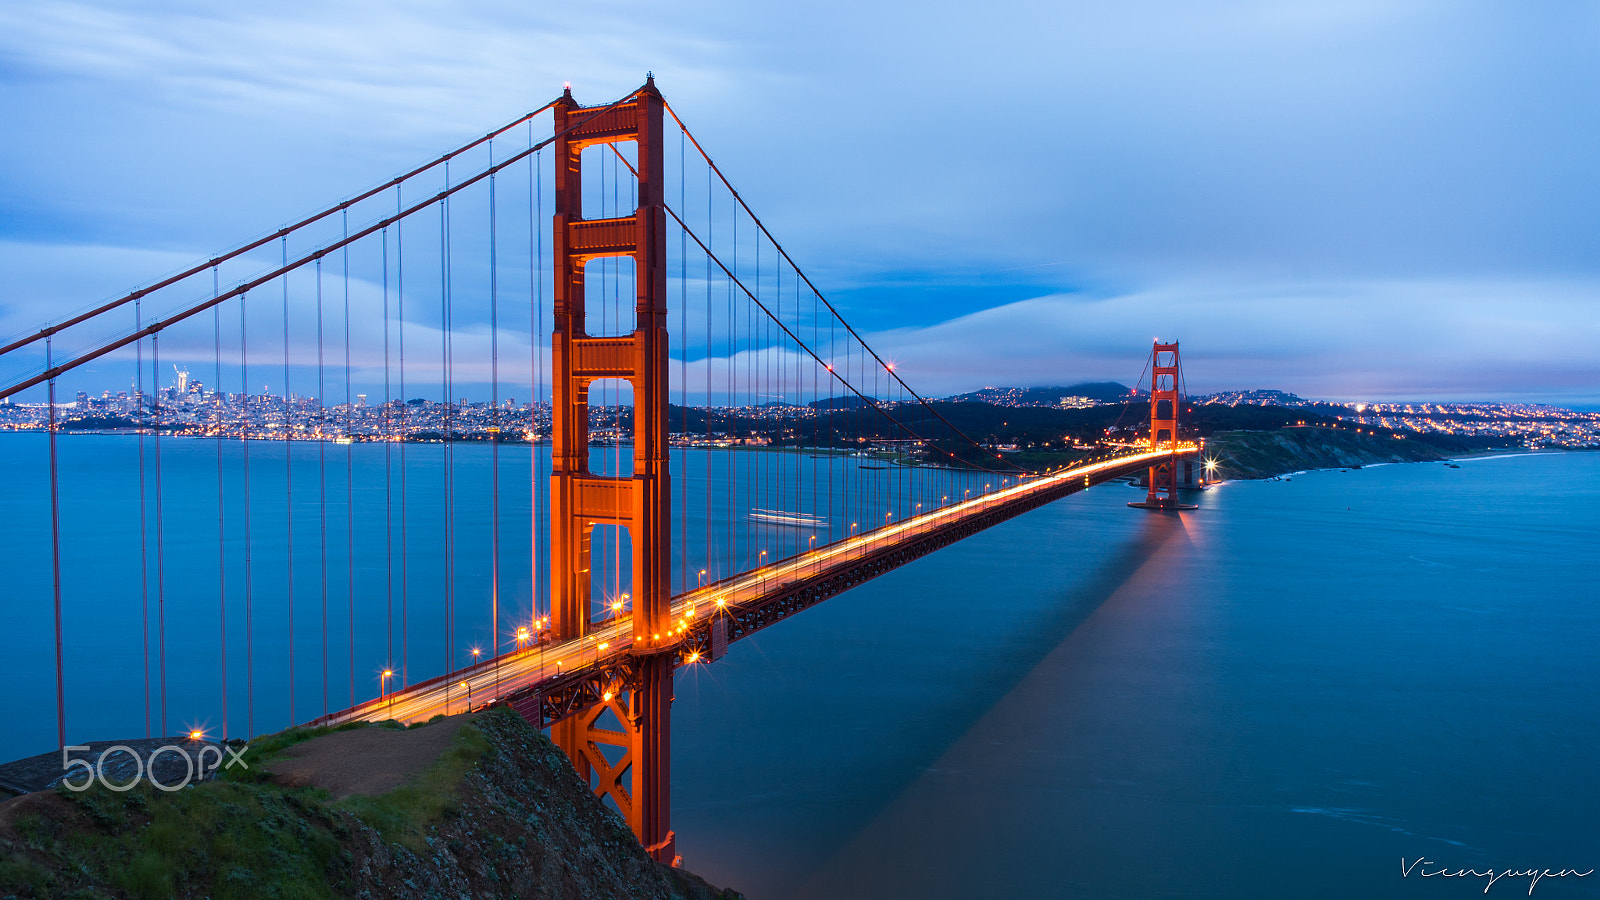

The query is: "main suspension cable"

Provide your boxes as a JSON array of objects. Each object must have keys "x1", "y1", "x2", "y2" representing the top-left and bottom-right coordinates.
[
  {"x1": 661, "y1": 103, "x2": 1024, "y2": 475},
  {"x1": 3, "y1": 84, "x2": 650, "y2": 402},
  {"x1": 0, "y1": 99, "x2": 567, "y2": 359},
  {"x1": 604, "y1": 141, "x2": 1018, "y2": 477}
]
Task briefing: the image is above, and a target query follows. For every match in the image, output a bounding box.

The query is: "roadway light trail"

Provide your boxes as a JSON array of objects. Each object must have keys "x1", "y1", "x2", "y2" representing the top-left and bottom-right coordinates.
[{"x1": 314, "y1": 447, "x2": 1194, "y2": 730}]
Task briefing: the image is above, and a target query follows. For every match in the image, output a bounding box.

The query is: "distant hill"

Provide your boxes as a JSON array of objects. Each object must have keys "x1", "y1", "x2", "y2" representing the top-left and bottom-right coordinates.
[
  {"x1": 1196, "y1": 388, "x2": 1316, "y2": 408},
  {"x1": 943, "y1": 382, "x2": 1134, "y2": 406},
  {"x1": 1206, "y1": 428, "x2": 1445, "y2": 479},
  {"x1": 807, "y1": 396, "x2": 874, "y2": 411}
]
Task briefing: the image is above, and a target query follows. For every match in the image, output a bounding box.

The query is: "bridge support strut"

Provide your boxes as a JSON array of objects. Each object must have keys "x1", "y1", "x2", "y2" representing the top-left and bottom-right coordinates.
[{"x1": 548, "y1": 79, "x2": 676, "y2": 863}]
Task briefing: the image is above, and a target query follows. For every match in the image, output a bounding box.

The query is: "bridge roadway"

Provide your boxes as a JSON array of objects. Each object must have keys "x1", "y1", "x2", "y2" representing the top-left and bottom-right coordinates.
[{"x1": 313, "y1": 446, "x2": 1196, "y2": 731}]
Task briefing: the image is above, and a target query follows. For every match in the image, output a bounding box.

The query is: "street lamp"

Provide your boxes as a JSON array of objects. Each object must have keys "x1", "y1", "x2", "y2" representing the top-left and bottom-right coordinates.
[
  {"x1": 381, "y1": 669, "x2": 394, "y2": 717},
  {"x1": 459, "y1": 681, "x2": 472, "y2": 713},
  {"x1": 698, "y1": 569, "x2": 707, "y2": 588}
]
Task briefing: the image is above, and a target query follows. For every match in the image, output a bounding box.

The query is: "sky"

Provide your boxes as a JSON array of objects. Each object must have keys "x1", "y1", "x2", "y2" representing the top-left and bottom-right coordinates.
[{"x1": 2, "y1": 0, "x2": 1598, "y2": 405}]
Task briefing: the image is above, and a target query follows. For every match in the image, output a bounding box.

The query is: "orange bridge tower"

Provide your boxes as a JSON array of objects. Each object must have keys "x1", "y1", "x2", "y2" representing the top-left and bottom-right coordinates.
[
  {"x1": 1130, "y1": 340, "x2": 1197, "y2": 510},
  {"x1": 548, "y1": 79, "x2": 676, "y2": 863}
]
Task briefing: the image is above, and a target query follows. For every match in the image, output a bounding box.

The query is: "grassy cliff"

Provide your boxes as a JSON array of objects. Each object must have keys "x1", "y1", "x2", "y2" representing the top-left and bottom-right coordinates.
[
  {"x1": 1205, "y1": 427, "x2": 1445, "y2": 480},
  {"x1": 0, "y1": 709, "x2": 740, "y2": 900}
]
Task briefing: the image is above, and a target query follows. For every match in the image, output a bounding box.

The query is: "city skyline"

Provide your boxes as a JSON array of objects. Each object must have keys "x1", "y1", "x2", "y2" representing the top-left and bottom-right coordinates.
[{"x1": 5, "y1": 368, "x2": 1596, "y2": 451}]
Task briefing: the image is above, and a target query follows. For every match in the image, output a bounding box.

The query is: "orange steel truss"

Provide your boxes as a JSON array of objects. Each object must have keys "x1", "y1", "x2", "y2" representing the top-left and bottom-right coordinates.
[{"x1": 547, "y1": 80, "x2": 675, "y2": 863}]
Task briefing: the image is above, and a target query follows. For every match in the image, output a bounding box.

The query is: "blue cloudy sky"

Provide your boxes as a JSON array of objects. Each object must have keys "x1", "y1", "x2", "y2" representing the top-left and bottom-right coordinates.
[{"x1": 2, "y1": 0, "x2": 1597, "y2": 404}]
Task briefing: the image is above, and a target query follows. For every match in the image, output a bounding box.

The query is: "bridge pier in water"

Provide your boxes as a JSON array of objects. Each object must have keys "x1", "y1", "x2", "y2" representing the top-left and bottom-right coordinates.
[{"x1": 547, "y1": 80, "x2": 677, "y2": 863}]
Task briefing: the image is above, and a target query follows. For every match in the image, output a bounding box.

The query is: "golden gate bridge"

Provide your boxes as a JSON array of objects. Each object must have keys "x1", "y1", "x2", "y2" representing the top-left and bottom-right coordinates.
[{"x1": 0, "y1": 78, "x2": 1196, "y2": 863}]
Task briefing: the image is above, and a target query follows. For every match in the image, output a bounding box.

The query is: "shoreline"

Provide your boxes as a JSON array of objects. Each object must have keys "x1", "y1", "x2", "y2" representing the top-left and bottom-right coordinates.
[{"x1": 1213, "y1": 447, "x2": 1580, "y2": 483}]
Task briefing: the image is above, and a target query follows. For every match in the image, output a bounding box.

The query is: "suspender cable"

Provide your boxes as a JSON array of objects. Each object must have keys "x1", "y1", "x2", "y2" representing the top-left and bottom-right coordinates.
[
  {"x1": 813, "y1": 286, "x2": 821, "y2": 573},
  {"x1": 810, "y1": 276, "x2": 817, "y2": 549},
  {"x1": 342, "y1": 211, "x2": 355, "y2": 710},
  {"x1": 679, "y1": 129, "x2": 687, "y2": 597},
  {"x1": 382, "y1": 227, "x2": 394, "y2": 681},
  {"x1": 152, "y1": 331, "x2": 167, "y2": 738},
  {"x1": 213, "y1": 271, "x2": 229, "y2": 740},
  {"x1": 441, "y1": 165, "x2": 455, "y2": 694},
  {"x1": 534, "y1": 143, "x2": 547, "y2": 627},
  {"x1": 489, "y1": 139, "x2": 501, "y2": 697},
  {"x1": 316, "y1": 257, "x2": 328, "y2": 719},
  {"x1": 240, "y1": 292, "x2": 255, "y2": 737},
  {"x1": 612, "y1": 154, "x2": 623, "y2": 617},
  {"x1": 281, "y1": 238, "x2": 295, "y2": 727},
  {"x1": 46, "y1": 340, "x2": 65, "y2": 751},
  {"x1": 136, "y1": 301, "x2": 150, "y2": 739},
  {"x1": 759, "y1": 237, "x2": 767, "y2": 564},
  {"x1": 397, "y1": 186, "x2": 410, "y2": 688},
  {"x1": 705, "y1": 160, "x2": 713, "y2": 580},
  {"x1": 733, "y1": 195, "x2": 741, "y2": 575}
]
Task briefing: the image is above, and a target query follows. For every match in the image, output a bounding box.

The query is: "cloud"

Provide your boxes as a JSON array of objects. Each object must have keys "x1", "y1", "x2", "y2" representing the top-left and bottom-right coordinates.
[
  {"x1": 867, "y1": 279, "x2": 1600, "y2": 404},
  {"x1": 3, "y1": 0, "x2": 1599, "y2": 406},
  {"x1": 0, "y1": 1, "x2": 728, "y2": 137}
]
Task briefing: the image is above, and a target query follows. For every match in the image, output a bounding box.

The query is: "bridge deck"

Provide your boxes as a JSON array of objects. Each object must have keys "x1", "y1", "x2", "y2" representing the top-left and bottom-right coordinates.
[{"x1": 314, "y1": 447, "x2": 1196, "y2": 730}]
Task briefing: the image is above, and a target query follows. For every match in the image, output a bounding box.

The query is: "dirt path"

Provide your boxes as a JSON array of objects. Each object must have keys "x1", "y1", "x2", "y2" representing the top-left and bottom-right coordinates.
[{"x1": 269, "y1": 715, "x2": 474, "y2": 798}]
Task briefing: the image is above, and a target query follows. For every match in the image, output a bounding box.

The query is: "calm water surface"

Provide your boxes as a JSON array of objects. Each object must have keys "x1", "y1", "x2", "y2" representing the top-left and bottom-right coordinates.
[
  {"x1": 670, "y1": 452, "x2": 1599, "y2": 898},
  {"x1": 2, "y1": 437, "x2": 1596, "y2": 898}
]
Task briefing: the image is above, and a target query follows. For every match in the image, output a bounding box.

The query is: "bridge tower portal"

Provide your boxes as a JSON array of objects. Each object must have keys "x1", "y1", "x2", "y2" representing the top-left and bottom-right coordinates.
[
  {"x1": 548, "y1": 80, "x2": 676, "y2": 863},
  {"x1": 1130, "y1": 340, "x2": 1196, "y2": 510}
]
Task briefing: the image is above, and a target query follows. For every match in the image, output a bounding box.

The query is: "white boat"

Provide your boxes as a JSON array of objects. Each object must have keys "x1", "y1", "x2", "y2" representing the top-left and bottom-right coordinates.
[{"x1": 747, "y1": 508, "x2": 827, "y2": 528}]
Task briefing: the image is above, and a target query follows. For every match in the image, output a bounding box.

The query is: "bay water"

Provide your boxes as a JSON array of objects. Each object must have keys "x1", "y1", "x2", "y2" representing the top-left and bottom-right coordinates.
[{"x1": 1, "y1": 435, "x2": 1595, "y2": 897}]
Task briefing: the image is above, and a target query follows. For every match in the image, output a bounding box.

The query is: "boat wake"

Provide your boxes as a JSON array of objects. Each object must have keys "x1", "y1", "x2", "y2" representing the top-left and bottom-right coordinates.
[{"x1": 748, "y1": 508, "x2": 827, "y2": 528}]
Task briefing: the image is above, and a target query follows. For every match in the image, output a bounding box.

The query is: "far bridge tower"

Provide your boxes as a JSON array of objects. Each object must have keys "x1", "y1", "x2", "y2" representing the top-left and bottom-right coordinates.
[{"x1": 1130, "y1": 340, "x2": 1197, "y2": 510}]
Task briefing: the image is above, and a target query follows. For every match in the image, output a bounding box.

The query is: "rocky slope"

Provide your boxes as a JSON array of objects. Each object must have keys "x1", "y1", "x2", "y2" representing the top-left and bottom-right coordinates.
[
  {"x1": 1205, "y1": 427, "x2": 1445, "y2": 479},
  {"x1": 0, "y1": 708, "x2": 742, "y2": 899}
]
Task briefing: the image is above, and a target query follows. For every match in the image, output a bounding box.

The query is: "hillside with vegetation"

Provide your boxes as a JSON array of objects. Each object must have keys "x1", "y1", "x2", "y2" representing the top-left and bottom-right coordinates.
[
  {"x1": 1203, "y1": 427, "x2": 1446, "y2": 480},
  {"x1": 0, "y1": 709, "x2": 740, "y2": 900}
]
